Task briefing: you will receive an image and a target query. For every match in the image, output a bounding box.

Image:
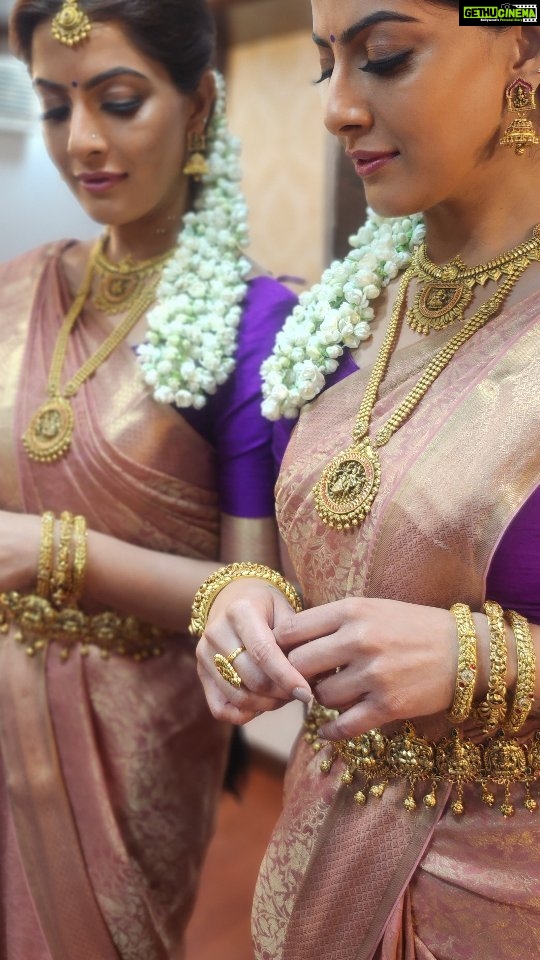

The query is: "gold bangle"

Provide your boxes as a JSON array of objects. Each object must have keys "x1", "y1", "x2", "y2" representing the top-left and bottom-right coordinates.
[
  {"x1": 36, "y1": 511, "x2": 55, "y2": 599},
  {"x1": 449, "y1": 602, "x2": 478, "y2": 723},
  {"x1": 51, "y1": 510, "x2": 75, "y2": 608},
  {"x1": 473, "y1": 600, "x2": 508, "y2": 733},
  {"x1": 71, "y1": 514, "x2": 87, "y2": 603},
  {"x1": 189, "y1": 562, "x2": 303, "y2": 639},
  {"x1": 503, "y1": 610, "x2": 536, "y2": 734}
]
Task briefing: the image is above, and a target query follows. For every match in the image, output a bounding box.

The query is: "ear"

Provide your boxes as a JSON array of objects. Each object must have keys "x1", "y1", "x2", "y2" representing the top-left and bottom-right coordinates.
[
  {"x1": 186, "y1": 69, "x2": 217, "y2": 136},
  {"x1": 511, "y1": 25, "x2": 540, "y2": 82}
]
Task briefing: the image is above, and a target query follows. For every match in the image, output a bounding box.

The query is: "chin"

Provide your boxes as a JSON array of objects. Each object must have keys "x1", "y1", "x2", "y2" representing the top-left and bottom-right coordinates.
[
  {"x1": 366, "y1": 195, "x2": 425, "y2": 220},
  {"x1": 363, "y1": 179, "x2": 427, "y2": 220}
]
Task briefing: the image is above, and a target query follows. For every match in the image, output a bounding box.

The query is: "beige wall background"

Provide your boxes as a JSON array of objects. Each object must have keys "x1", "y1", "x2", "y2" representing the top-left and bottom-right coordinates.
[{"x1": 227, "y1": 28, "x2": 328, "y2": 288}]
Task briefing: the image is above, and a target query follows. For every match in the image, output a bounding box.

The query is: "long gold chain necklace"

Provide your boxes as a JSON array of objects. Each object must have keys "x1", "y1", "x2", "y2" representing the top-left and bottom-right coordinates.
[
  {"x1": 407, "y1": 227, "x2": 540, "y2": 334},
  {"x1": 23, "y1": 236, "x2": 163, "y2": 463},
  {"x1": 92, "y1": 234, "x2": 173, "y2": 314},
  {"x1": 313, "y1": 224, "x2": 540, "y2": 529}
]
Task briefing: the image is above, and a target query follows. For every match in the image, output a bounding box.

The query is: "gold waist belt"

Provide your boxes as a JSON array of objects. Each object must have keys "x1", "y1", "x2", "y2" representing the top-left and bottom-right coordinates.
[
  {"x1": 305, "y1": 702, "x2": 540, "y2": 819},
  {"x1": 0, "y1": 591, "x2": 167, "y2": 662}
]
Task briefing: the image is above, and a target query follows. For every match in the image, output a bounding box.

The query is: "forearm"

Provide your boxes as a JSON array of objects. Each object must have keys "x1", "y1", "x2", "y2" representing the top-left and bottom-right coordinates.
[
  {"x1": 3, "y1": 509, "x2": 281, "y2": 635},
  {"x1": 83, "y1": 530, "x2": 219, "y2": 632}
]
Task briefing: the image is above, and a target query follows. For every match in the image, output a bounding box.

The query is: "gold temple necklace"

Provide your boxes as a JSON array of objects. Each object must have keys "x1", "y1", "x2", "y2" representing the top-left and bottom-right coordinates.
[
  {"x1": 92, "y1": 233, "x2": 173, "y2": 314},
  {"x1": 312, "y1": 224, "x2": 540, "y2": 530},
  {"x1": 407, "y1": 227, "x2": 540, "y2": 334},
  {"x1": 23, "y1": 235, "x2": 164, "y2": 463}
]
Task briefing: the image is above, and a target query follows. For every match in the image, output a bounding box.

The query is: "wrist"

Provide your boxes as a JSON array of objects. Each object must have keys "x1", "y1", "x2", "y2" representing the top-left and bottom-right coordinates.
[{"x1": 189, "y1": 561, "x2": 303, "y2": 639}]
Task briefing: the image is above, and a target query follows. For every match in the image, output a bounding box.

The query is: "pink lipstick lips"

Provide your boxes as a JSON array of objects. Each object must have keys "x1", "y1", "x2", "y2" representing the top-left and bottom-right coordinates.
[
  {"x1": 76, "y1": 171, "x2": 127, "y2": 194},
  {"x1": 348, "y1": 150, "x2": 399, "y2": 178}
]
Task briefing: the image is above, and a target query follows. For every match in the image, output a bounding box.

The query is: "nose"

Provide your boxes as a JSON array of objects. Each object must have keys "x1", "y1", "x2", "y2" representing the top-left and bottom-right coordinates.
[
  {"x1": 67, "y1": 105, "x2": 105, "y2": 160},
  {"x1": 323, "y1": 66, "x2": 373, "y2": 141}
]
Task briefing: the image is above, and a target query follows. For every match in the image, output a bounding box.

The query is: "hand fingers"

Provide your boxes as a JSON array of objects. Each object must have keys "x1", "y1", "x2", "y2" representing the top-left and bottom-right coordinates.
[
  {"x1": 205, "y1": 600, "x2": 311, "y2": 702},
  {"x1": 275, "y1": 597, "x2": 371, "y2": 654},
  {"x1": 316, "y1": 699, "x2": 390, "y2": 741},
  {"x1": 196, "y1": 660, "x2": 279, "y2": 725},
  {"x1": 288, "y1": 634, "x2": 350, "y2": 681},
  {"x1": 313, "y1": 663, "x2": 369, "y2": 712}
]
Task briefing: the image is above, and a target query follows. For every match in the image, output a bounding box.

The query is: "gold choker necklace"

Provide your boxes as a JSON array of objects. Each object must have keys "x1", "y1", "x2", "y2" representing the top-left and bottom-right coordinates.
[
  {"x1": 22, "y1": 236, "x2": 164, "y2": 463},
  {"x1": 407, "y1": 228, "x2": 540, "y2": 335},
  {"x1": 92, "y1": 242, "x2": 173, "y2": 314},
  {"x1": 312, "y1": 224, "x2": 540, "y2": 530}
]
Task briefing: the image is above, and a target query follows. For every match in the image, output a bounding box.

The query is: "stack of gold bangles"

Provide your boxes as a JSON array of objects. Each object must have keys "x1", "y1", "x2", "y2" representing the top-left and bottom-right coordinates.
[
  {"x1": 306, "y1": 600, "x2": 538, "y2": 819},
  {"x1": 0, "y1": 510, "x2": 164, "y2": 661},
  {"x1": 37, "y1": 509, "x2": 88, "y2": 607}
]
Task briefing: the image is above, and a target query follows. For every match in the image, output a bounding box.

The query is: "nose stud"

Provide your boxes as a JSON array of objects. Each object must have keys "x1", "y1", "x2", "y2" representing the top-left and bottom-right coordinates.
[{"x1": 91, "y1": 133, "x2": 98, "y2": 140}]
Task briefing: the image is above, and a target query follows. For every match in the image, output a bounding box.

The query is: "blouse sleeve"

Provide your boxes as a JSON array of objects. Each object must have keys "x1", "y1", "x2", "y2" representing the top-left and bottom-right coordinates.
[{"x1": 181, "y1": 276, "x2": 297, "y2": 518}]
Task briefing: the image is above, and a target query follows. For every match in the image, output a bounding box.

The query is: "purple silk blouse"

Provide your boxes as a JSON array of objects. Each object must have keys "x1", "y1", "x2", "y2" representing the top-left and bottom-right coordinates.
[
  {"x1": 179, "y1": 276, "x2": 297, "y2": 519},
  {"x1": 273, "y1": 351, "x2": 540, "y2": 625}
]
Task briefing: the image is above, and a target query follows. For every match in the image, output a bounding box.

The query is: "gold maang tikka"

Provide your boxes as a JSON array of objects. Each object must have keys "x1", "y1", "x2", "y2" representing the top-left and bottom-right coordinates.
[
  {"x1": 51, "y1": 0, "x2": 91, "y2": 47},
  {"x1": 312, "y1": 224, "x2": 540, "y2": 529},
  {"x1": 499, "y1": 77, "x2": 539, "y2": 156},
  {"x1": 406, "y1": 228, "x2": 540, "y2": 334}
]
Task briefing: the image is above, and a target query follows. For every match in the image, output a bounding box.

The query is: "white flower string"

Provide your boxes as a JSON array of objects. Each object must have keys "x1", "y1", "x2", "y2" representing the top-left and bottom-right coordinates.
[
  {"x1": 137, "y1": 71, "x2": 251, "y2": 408},
  {"x1": 260, "y1": 209, "x2": 426, "y2": 420}
]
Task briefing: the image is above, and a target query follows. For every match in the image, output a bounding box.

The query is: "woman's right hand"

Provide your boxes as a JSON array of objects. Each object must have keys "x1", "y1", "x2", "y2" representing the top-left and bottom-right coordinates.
[{"x1": 196, "y1": 580, "x2": 312, "y2": 724}]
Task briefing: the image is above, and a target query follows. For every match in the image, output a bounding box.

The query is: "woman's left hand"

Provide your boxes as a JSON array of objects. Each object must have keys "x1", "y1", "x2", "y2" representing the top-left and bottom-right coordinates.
[{"x1": 276, "y1": 596, "x2": 489, "y2": 739}]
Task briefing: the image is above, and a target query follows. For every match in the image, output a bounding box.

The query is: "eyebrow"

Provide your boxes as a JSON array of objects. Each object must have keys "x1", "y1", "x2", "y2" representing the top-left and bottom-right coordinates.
[
  {"x1": 33, "y1": 66, "x2": 147, "y2": 92},
  {"x1": 312, "y1": 11, "x2": 419, "y2": 48}
]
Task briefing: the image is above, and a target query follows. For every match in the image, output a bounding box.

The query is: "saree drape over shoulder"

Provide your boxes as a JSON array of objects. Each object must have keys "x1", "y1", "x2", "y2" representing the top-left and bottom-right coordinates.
[
  {"x1": 253, "y1": 292, "x2": 540, "y2": 960},
  {"x1": 0, "y1": 243, "x2": 230, "y2": 960}
]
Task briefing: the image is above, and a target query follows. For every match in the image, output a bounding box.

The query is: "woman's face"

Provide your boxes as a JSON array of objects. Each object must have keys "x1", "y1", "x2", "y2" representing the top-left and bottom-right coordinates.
[
  {"x1": 311, "y1": 0, "x2": 522, "y2": 218},
  {"x1": 31, "y1": 19, "x2": 209, "y2": 230}
]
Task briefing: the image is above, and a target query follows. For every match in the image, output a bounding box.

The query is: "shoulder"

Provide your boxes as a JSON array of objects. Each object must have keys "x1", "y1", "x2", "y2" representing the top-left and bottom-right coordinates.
[
  {"x1": 0, "y1": 238, "x2": 87, "y2": 284},
  {"x1": 0, "y1": 240, "x2": 72, "y2": 313},
  {"x1": 0, "y1": 240, "x2": 61, "y2": 279}
]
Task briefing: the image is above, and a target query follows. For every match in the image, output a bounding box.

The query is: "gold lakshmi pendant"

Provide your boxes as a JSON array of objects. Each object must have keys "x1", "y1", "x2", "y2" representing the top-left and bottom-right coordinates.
[
  {"x1": 406, "y1": 278, "x2": 474, "y2": 334},
  {"x1": 93, "y1": 274, "x2": 143, "y2": 314},
  {"x1": 312, "y1": 438, "x2": 381, "y2": 529},
  {"x1": 22, "y1": 395, "x2": 74, "y2": 462}
]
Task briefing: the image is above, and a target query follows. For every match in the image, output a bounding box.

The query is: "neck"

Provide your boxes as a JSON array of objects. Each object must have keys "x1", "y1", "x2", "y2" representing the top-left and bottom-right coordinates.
[
  {"x1": 103, "y1": 191, "x2": 190, "y2": 263},
  {"x1": 422, "y1": 166, "x2": 540, "y2": 265}
]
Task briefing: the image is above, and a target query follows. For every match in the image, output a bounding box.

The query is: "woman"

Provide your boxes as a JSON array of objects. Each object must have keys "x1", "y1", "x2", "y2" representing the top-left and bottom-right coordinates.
[
  {"x1": 195, "y1": 1, "x2": 540, "y2": 957},
  {"x1": 0, "y1": 0, "x2": 295, "y2": 957}
]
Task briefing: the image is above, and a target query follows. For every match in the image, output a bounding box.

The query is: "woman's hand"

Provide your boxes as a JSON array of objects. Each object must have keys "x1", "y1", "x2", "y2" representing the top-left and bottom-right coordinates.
[
  {"x1": 276, "y1": 597, "x2": 491, "y2": 739},
  {"x1": 196, "y1": 579, "x2": 312, "y2": 724},
  {"x1": 0, "y1": 510, "x2": 41, "y2": 593}
]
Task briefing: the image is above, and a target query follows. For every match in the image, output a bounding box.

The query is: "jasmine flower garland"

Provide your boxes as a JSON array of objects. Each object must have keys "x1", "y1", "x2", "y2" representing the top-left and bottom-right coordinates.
[
  {"x1": 260, "y1": 209, "x2": 426, "y2": 420},
  {"x1": 137, "y1": 71, "x2": 251, "y2": 408}
]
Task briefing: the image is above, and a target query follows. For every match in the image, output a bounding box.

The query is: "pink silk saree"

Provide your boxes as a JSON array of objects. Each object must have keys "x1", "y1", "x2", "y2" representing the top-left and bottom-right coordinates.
[
  {"x1": 252, "y1": 291, "x2": 540, "y2": 960},
  {"x1": 0, "y1": 242, "x2": 230, "y2": 960}
]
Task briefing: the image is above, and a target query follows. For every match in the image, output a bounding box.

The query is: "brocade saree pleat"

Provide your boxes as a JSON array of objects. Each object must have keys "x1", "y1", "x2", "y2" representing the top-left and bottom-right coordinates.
[
  {"x1": 252, "y1": 291, "x2": 540, "y2": 960},
  {"x1": 0, "y1": 243, "x2": 230, "y2": 959}
]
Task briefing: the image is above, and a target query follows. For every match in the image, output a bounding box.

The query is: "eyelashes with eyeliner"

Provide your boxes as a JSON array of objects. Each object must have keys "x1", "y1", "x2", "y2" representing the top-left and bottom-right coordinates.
[
  {"x1": 41, "y1": 98, "x2": 142, "y2": 122},
  {"x1": 315, "y1": 49, "x2": 413, "y2": 84}
]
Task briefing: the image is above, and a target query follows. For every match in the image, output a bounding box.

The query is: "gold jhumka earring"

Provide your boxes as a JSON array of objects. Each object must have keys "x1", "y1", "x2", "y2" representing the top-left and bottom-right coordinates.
[
  {"x1": 499, "y1": 77, "x2": 539, "y2": 155},
  {"x1": 182, "y1": 132, "x2": 209, "y2": 181}
]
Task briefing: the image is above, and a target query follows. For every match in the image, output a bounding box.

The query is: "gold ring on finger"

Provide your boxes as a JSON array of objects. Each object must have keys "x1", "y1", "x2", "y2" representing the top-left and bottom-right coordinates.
[{"x1": 213, "y1": 644, "x2": 246, "y2": 688}]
